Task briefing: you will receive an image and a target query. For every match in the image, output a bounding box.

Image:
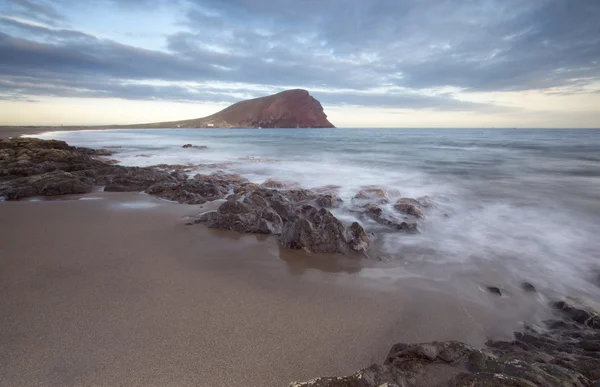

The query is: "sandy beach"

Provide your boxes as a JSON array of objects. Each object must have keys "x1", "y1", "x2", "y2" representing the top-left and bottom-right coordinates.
[{"x1": 0, "y1": 191, "x2": 552, "y2": 387}]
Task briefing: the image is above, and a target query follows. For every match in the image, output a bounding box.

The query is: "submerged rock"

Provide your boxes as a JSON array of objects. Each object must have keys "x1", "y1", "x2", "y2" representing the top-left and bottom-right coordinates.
[
  {"x1": 352, "y1": 187, "x2": 389, "y2": 204},
  {"x1": 262, "y1": 178, "x2": 288, "y2": 188},
  {"x1": 182, "y1": 144, "x2": 207, "y2": 149},
  {"x1": 394, "y1": 198, "x2": 424, "y2": 218},
  {"x1": 522, "y1": 282, "x2": 537, "y2": 293},
  {"x1": 486, "y1": 286, "x2": 503, "y2": 296}
]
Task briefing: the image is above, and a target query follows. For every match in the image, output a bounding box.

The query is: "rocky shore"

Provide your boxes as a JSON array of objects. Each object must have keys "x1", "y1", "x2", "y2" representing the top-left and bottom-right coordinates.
[
  {"x1": 0, "y1": 137, "x2": 427, "y2": 255},
  {"x1": 3, "y1": 137, "x2": 600, "y2": 386},
  {"x1": 291, "y1": 300, "x2": 600, "y2": 387}
]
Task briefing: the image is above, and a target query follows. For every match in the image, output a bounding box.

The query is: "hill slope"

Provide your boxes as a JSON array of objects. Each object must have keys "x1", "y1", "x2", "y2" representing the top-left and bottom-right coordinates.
[{"x1": 125, "y1": 89, "x2": 335, "y2": 129}]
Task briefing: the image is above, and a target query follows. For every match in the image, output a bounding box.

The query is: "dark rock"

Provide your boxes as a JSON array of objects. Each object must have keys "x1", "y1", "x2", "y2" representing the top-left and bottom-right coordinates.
[
  {"x1": 262, "y1": 178, "x2": 288, "y2": 188},
  {"x1": 182, "y1": 144, "x2": 207, "y2": 149},
  {"x1": 285, "y1": 188, "x2": 318, "y2": 203},
  {"x1": 233, "y1": 183, "x2": 261, "y2": 195},
  {"x1": 104, "y1": 168, "x2": 176, "y2": 192},
  {"x1": 522, "y1": 282, "x2": 537, "y2": 293},
  {"x1": 315, "y1": 193, "x2": 342, "y2": 208},
  {"x1": 352, "y1": 187, "x2": 389, "y2": 204},
  {"x1": 487, "y1": 286, "x2": 503, "y2": 296},
  {"x1": 198, "y1": 197, "x2": 283, "y2": 235},
  {"x1": 553, "y1": 300, "x2": 600, "y2": 329},
  {"x1": 358, "y1": 204, "x2": 419, "y2": 233},
  {"x1": 394, "y1": 198, "x2": 424, "y2": 218},
  {"x1": 281, "y1": 207, "x2": 369, "y2": 254},
  {"x1": 77, "y1": 147, "x2": 114, "y2": 156},
  {"x1": 146, "y1": 179, "x2": 228, "y2": 204},
  {"x1": 0, "y1": 170, "x2": 92, "y2": 199}
]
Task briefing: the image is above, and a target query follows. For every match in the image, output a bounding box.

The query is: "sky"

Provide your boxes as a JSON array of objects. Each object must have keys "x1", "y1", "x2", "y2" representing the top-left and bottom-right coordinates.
[{"x1": 0, "y1": 0, "x2": 599, "y2": 128}]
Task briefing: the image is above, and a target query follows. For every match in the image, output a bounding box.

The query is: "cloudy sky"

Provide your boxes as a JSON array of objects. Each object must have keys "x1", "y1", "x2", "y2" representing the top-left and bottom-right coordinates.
[{"x1": 1, "y1": 0, "x2": 599, "y2": 127}]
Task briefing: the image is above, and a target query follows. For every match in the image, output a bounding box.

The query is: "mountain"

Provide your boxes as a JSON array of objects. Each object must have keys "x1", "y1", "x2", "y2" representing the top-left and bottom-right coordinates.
[{"x1": 124, "y1": 89, "x2": 335, "y2": 129}]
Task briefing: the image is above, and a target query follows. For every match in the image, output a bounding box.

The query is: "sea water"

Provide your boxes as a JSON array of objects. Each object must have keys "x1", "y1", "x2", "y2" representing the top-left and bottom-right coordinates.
[{"x1": 30, "y1": 128, "x2": 600, "y2": 301}]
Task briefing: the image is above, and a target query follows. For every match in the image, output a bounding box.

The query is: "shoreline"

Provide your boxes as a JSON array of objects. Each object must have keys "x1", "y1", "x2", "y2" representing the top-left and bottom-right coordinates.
[
  {"x1": 0, "y1": 192, "x2": 549, "y2": 386},
  {"x1": 2, "y1": 133, "x2": 600, "y2": 385}
]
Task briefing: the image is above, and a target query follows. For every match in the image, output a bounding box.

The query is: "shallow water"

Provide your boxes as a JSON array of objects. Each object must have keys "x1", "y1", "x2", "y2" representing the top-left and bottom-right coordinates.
[{"x1": 31, "y1": 128, "x2": 600, "y2": 302}]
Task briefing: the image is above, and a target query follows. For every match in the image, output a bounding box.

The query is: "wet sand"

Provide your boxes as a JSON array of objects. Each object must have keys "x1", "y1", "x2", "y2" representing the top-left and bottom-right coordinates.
[{"x1": 0, "y1": 192, "x2": 551, "y2": 387}]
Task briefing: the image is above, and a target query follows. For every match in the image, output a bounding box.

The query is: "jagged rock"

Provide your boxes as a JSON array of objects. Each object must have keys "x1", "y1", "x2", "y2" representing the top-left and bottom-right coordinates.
[
  {"x1": 0, "y1": 170, "x2": 92, "y2": 199},
  {"x1": 315, "y1": 193, "x2": 342, "y2": 208},
  {"x1": 358, "y1": 204, "x2": 419, "y2": 233},
  {"x1": 244, "y1": 188, "x2": 297, "y2": 222},
  {"x1": 352, "y1": 187, "x2": 389, "y2": 204},
  {"x1": 553, "y1": 300, "x2": 600, "y2": 329},
  {"x1": 77, "y1": 147, "x2": 114, "y2": 156},
  {"x1": 194, "y1": 171, "x2": 249, "y2": 187},
  {"x1": 486, "y1": 286, "x2": 503, "y2": 296},
  {"x1": 285, "y1": 188, "x2": 318, "y2": 203},
  {"x1": 234, "y1": 183, "x2": 261, "y2": 195},
  {"x1": 182, "y1": 144, "x2": 207, "y2": 149},
  {"x1": 522, "y1": 282, "x2": 537, "y2": 293},
  {"x1": 146, "y1": 179, "x2": 228, "y2": 204},
  {"x1": 262, "y1": 178, "x2": 288, "y2": 188},
  {"x1": 281, "y1": 207, "x2": 369, "y2": 254},
  {"x1": 292, "y1": 301, "x2": 600, "y2": 387},
  {"x1": 197, "y1": 196, "x2": 283, "y2": 235},
  {"x1": 104, "y1": 168, "x2": 176, "y2": 192},
  {"x1": 394, "y1": 198, "x2": 424, "y2": 218}
]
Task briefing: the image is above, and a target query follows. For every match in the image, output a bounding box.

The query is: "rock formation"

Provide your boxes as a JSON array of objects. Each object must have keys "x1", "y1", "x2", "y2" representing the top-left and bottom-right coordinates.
[
  {"x1": 122, "y1": 89, "x2": 335, "y2": 129},
  {"x1": 1, "y1": 138, "x2": 436, "y2": 256},
  {"x1": 290, "y1": 300, "x2": 600, "y2": 387}
]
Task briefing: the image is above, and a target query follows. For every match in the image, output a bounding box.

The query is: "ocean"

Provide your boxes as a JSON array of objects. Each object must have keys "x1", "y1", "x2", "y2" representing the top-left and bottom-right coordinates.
[{"x1": 31, "y1": 128, "x2": 600, "y2": 303}]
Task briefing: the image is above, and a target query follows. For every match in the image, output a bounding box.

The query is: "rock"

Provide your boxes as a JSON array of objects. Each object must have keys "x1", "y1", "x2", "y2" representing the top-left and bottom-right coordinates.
[
  {"x1": 262, "y1": 178, "x2": 287, "y2": 188},
  {"x1": 281, "y1": 207, "x2": 370, "y2": 254},
  {"x1": 153, "y1": 164, "x2": 193, "y2": 172},
  {"x1": 359, "y1": 204, "x2": 419, "y2": 233},
  {"x1": 244, "y1": 188, "x2": 296, "y2": 222},
  {"x1": 522, "y1": 282, "x2": 537, "y2": 293},
  {"x1": 293, "y1": 301, "x2": 600, "y2": 386},
  {"x1": 285, "y1": 188, "x2": 318, "y2": 203},
  {"x1": 182, "y1": 144, "x2": 207, "y2": 149},
  {"x1": 146, "y1": 179, "x2": 228, "y2": 204},
  {"x1": 77, "y1": 147, "x2": 114, "y2": 156},
  {"x1": 394, "y1": 198, "x2": 424, "y2": 218},
  {"x1": 553, "y1": 300, "x2": 600, "y2": 329},
  {"x1": 233, "y1": 183, "x2": 261, "y2": 195},
  {"x1": 315, "y1": 193, "x2": 342, "y2": 208},
  {"x1": 486, "y1": 286, "x2": 503, "y2": 296},
  {"x1": 313, "y1": 185, "x2": 341, "y2": 194},
  {"x1": 353, "y1": 187, "x2": 389, "y2": 204},
  {"x1": 104, "y1": 168, "x2": 176, "y2": 192},
  {"x1": 0, "y1": 170, "x2": 93, "y2": 199},
  {"x1": 197, "y1": 196, "x2": 283, "y2": 235}
]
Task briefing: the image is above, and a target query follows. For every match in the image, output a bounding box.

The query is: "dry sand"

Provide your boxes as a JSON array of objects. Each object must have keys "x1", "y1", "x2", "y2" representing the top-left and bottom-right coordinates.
[{"x1": 0, "y1": 192, "x2": 550, "y2": 387}]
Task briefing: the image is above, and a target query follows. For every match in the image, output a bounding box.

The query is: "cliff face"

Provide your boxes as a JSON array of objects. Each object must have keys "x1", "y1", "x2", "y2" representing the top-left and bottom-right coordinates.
[
  {"x1": 200, "y1": 89, "x2": 335, "y2": 128},
  {"x1": 125, "y1": 89, "x2": 335, "y2": 129}
]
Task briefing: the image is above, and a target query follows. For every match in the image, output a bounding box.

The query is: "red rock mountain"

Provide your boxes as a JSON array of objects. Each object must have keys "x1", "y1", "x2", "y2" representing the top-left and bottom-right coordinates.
[{"x1": 127, "y1": 89, "x2": 335, "y2": 129}]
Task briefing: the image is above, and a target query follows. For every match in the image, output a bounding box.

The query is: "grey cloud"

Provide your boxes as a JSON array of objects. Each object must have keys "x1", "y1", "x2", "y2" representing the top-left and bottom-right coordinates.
[
  {"x1": 0, "y1": 0, "x2": 599, "y2": 111},
  {"x1": 5, "y1": 0, "x2": 65, "y2": 26}
]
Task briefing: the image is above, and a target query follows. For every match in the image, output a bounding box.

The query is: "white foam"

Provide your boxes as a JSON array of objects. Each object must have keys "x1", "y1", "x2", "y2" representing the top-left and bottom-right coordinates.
[{"x1": 35, "y1": 129, "x2": 600, "y2": 301}]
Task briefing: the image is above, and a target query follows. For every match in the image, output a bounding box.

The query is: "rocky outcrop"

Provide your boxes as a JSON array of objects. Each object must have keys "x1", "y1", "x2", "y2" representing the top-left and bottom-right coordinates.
[
  {"x1": 281, "y1": 207, "x2": 370, "y2": 254},
  {"x1": 193, "y1": 187, "x2": 369, "y2": 254},
  {"x1": 182, "y1": 144, "x2": 207, "y2": 149},
  {"x1": 290, "y1": 300, "x2": 600, "y2": 387},
  {"x1": 121, "y1": 89, "x2": 335, "y2": 129},
  {"x1": 2, "y1": 138, "x2": 431, "y2": 257}
]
